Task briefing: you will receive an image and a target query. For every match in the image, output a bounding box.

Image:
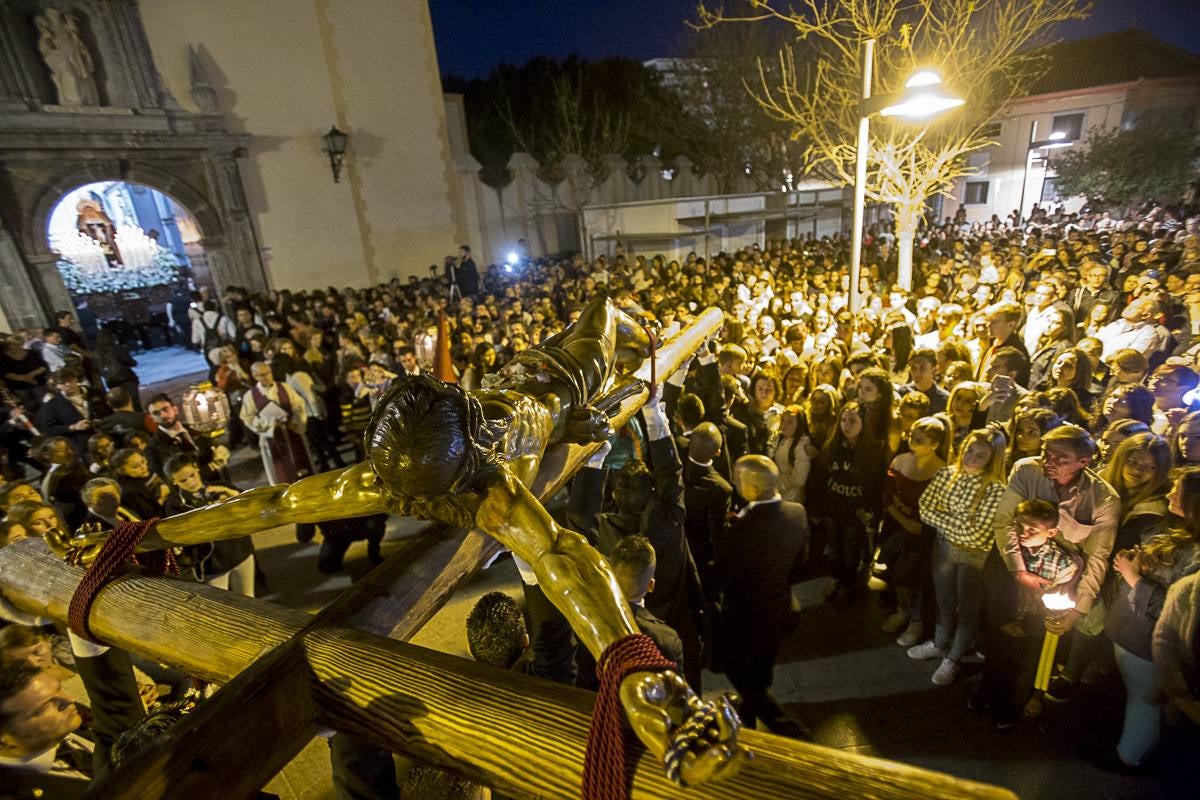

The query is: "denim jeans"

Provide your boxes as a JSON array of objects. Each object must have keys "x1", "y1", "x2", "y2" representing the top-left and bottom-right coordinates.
[
  {"x1": 1113, "y1": 643, "x2": 1162, "y2": 766},
  {"x1": 931, "y1": 536, "x2": 987, "y2": 662}
]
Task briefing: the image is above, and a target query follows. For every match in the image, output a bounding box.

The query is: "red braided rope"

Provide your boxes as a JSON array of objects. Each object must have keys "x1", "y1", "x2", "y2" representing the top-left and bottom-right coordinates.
[
  {"x1": 582, "y1": 633, "x2": 676, "y2": 800},
  {"x1": 67, "y1": 518, "x2": 176, "y2": 642}
]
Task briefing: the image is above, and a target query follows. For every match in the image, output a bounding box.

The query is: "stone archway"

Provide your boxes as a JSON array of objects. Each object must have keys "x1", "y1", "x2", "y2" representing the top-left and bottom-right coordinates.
[
  {"x1": 25, "y1": 163, "x2": 226, "y2": 318},
  {"x1": 42, "y1": 178, "x2": 214, "y2": 345},
  {"x1": 0, "y1": 153, "x2": 266, "y2": 330}
]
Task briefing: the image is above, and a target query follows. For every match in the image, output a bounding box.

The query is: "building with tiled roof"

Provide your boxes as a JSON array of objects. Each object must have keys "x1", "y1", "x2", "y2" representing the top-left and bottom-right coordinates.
[{"x1": 943, "y1": 29, "x2": 1200, "y2": 222}]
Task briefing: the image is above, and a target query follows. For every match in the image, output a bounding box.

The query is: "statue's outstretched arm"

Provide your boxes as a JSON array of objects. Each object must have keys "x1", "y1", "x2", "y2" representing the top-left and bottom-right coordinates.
[
  {"x1": 476, "y1": 464, "x2": 746, "y2": 786},
  {"x1": 477, "y1": 464, "x2": 637, "y2": 657},
  {"x1": 155, "y1": 463, "x2": 387, "y2": 546}
]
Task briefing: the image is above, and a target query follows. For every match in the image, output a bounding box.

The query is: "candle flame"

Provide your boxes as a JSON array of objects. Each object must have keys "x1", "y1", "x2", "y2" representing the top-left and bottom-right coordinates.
[{"x1": 1041, "y1": 590, "x2": 1074, "y2": 611}]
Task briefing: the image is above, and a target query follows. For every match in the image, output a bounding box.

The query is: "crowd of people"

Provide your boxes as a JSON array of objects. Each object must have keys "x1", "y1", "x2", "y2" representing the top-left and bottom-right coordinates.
[{"x1": 2, "y1": 201, "x2": 1200, "y2": 797}]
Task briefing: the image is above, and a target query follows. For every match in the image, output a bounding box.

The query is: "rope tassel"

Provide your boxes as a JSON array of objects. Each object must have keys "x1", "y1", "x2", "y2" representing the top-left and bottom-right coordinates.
[
  {"x1": 582, "y1": 634, "x2": 675, "y2": 800},
  {"x1": 68, "y1": 518, "x2": 175, "y2": 642}
]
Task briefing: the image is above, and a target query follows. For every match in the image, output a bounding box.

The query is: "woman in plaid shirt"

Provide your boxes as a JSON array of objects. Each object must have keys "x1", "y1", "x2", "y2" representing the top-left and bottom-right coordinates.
[{"x1": 909, "y1": 427, "x2": 1009, "y2": 686}]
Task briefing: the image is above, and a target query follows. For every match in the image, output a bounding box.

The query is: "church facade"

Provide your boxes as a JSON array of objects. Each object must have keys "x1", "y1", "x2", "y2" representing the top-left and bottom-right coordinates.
[{"x1": 0, "y1": 0, "x2": 469, "y2": 331}]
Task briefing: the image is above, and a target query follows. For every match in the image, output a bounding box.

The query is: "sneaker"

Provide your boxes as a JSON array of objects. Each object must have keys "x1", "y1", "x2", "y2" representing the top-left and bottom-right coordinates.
[
  {"x1": 931, "y1": 658, "x2": 960, "y2": 686},
  {"x1": 896, "y1": 620, "x2": 924, "y2": 647},
  {"x1": 1045, "y1": 676, "x2": 1076, "y2": 704},
  {"x1": 906, "y1": 640, "x2": 945, "y2": 660},
  {"x1": 881, "y1": 610, "x2": 909, "y2": 634}
]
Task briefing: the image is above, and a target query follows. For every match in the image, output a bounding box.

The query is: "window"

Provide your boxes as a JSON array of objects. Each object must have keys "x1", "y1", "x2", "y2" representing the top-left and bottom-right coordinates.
[
  {"x1": 1051, "y1": 112, "x2": 1084, "y2": 140},
  {"x1": 964, "y1": 181, "x2": 989, "y2": 205},
  {"x1": 1122, "y1": 106, "x2": 1196, "y2": 132},
  {"x1": 1041, "y1": 176, "x2": 1063, "y2": 203},
  {"x1": 980, "y1": 122, "x2": 1002, "y2": 139}
]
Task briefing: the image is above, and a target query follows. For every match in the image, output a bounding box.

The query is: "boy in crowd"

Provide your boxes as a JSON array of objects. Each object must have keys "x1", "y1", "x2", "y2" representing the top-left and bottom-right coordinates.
[
  {"x1": 976, "y1": 498, "x2": 1081, "y2": 728},
  {"x1": 162, "y1": 453, "x2": 255, "y2": 596}
]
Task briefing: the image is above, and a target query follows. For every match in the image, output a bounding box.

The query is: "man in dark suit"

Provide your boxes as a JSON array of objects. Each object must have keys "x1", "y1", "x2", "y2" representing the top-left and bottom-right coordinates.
[
  {"x1": 145, "y1": 393, "x2": 226, "y2": 484},
  {"x1": 457, "y1": 245, "x2": 480, "y2": 297},
  {"x1": 1070, "y1": 261, "x2": 1117, "y2": 328},
  {"x1": 976, "y1": 301, "x2": 1030, "y2": 387},
  {"x1": 569, "y1": 391, "x2": 704, "y2": 689},
  {"x1": 33, "y1": 367, "x2": 93, "y2": 455},
  {"x1": 0, "y1": 662, "x2": 93, "y2": 799},
  {"x1": 609, "y1": 535, "x2": 684, "y2": 668},
  {"x1": 715, "y1": 454, "x2": 810, "y2": 738},
  {"x1": 683, "y1": 422, "x2": 731, "y2": 589}
]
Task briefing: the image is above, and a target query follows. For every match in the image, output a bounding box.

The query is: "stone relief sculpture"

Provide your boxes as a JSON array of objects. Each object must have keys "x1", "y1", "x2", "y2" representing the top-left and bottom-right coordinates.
[
  {"x1": 36, "y1": 8, "x2": 100, "y2": 106},
  {"x1": 187, "y1": 45, "x2": 219, "y2": 113}
]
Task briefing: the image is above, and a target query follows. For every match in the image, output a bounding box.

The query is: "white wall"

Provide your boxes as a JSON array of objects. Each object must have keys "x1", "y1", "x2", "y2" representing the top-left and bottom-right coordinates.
[
  {"x1": 581, "y1": 183, "x2": 844, "y2": 262},
  {"x1": 944, "y1": 77, "x2": 1200, "y2": 222},
  {"x1": 142, "y1": 0, "x2": 465, "y2": 290}
]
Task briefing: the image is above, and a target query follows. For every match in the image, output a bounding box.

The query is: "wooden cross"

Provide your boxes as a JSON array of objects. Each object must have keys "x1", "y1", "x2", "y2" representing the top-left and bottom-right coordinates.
[{"x1": 0, "y1": 311, "x2": 1015, "y2": 800}]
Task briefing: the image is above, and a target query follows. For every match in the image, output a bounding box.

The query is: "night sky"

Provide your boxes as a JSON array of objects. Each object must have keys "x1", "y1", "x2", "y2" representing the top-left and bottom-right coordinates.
[{"x1": 430, "y1": 0, "x2": 1200, "y2": 79}]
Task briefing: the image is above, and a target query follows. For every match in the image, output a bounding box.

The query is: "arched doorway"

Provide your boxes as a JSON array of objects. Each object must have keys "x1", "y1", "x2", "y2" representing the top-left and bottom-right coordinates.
[{"x1": 46, "y1": 180, "x2": 212, "y2": 348}]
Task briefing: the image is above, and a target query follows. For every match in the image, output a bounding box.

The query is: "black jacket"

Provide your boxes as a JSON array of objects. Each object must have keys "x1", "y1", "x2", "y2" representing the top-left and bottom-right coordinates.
[
  {"x1": 147, "y1": 427, "x2": 221, "y2": 483},
  {"x1": 34, "y1": 393, "x2": 90, "y2": 454},
  {"x1": 96, "y1": 410, "x2": 149, "y2": 439},
  {"x1": 682, "y1": 457, "x2": 732, "y2": 579},
  {"x1": 715, "y1": 499, "x2": 808, "y2": 655},
  {"x1": 163, "y1": 487, "x2": 255, "y2": 578},
  {"x1": 633, "y1": 604, "x2": 684, "y2": 668},
  {"x1": 569, "y1": 435, "x2": 703, "y2": 634}
]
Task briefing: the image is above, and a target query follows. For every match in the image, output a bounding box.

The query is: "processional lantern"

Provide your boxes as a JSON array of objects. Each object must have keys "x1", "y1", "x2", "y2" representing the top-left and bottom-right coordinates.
[{"x1": 180, "y1": 381, "x2": 230, "y2": 436}]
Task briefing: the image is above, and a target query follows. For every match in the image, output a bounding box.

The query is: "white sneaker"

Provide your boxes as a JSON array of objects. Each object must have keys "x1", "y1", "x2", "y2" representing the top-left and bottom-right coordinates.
[
  {"x1": 880, "y1": 610, "x2": 909, "y2": 634},
  {"x1": 896, "y1": 620, "x2": 924, "y2": 647},
  {"x1": 906, "y1": 640, "x2": 945, "y2": 660},
  {"x1": 931, "y1": 658, "x2": 960, "y2": 686}
]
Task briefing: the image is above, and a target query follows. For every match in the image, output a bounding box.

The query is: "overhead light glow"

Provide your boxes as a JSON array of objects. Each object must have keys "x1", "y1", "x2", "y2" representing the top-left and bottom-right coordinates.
[
  {"x1": 904, "y1": 70, "x2": 943, "y2": 88},
  {"x1": 880, "y1": 89, "x2": 965, "y2": 119},
  {"x1": 506, "y1": 251, "x2": 519, "y2": 265}
]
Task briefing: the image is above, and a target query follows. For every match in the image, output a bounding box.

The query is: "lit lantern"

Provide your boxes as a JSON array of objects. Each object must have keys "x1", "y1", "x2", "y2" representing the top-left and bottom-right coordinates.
[{"x1": 180, "y1": 381, "x2": 231, "y2": 436}]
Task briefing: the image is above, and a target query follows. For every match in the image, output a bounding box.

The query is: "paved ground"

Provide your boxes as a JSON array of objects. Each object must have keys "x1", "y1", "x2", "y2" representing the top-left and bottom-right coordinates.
[
  {"x1": 133, "y1": 363, "x2": 1161, "y2": 800},
  {"x1": 130, "y1": 345, "x2": 208, "y2": 394}
]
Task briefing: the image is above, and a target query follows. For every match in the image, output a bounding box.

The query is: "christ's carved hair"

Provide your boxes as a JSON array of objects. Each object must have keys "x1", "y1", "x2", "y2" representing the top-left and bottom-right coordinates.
[{"x1": 366, "y1": 374, "x2": 502, "y2": 498}]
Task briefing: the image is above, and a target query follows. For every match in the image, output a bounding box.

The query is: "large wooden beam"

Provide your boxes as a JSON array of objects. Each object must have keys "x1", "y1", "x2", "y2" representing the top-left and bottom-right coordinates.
[
  {"x1": 0, "y1": 540, "x2": 308, "y2": 683},
  {"x1": 88, "y1": 642, "x2": 318, "y2": 800},
  {"x1": 305, "y1": 627, "x2": 1016, "y2": 800},
  {"x1": 2, "y1": 548, "x2": 1015, "y2": 800}
]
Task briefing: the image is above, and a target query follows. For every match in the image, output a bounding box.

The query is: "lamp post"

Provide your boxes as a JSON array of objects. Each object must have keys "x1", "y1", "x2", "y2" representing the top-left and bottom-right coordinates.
[
  {"x1": 322, "y1": 126, "x2": 350, "y2": 183},
  {"x1": 848, "y1": 43, "x2": 965, "y2": 313},
  {"x1": 1017, "y1": 121, "x2": 1073, "y2": 226}
]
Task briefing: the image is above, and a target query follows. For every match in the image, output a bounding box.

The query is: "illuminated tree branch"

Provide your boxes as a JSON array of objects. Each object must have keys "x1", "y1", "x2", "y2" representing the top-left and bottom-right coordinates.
[{"x1": 695, "y1": 0, "x2": 1090, "y2": 283}]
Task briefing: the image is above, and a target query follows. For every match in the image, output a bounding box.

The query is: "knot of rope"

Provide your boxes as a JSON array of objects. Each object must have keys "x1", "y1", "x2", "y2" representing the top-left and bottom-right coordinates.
[
  {"x1": 67, "y1": 518, "x2": 175, "y2": 643},
  {"x1": 582, "y1": 633, "x2": 675, "y2": 800}
]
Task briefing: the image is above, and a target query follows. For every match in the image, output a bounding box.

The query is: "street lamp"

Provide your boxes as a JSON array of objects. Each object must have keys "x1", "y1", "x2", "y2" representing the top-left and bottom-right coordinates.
[
  {"x1": 848, "y1": 44, "x2": 965, "y2": 313},
  {"x1": 1017, "y1": 121, "x2": 1073, "y2": 226},
  {"x1": 322, "y1": 126, "x2": 350, "y2": 183}
]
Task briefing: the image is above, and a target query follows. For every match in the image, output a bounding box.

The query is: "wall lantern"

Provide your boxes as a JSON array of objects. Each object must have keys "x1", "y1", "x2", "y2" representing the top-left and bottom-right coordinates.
[
  {"x1": 322, "y1": 126, "x2": 349, "y2": 183},
  {"x1": 180, "y1": 381, "x2": 231, "y2": 436}
]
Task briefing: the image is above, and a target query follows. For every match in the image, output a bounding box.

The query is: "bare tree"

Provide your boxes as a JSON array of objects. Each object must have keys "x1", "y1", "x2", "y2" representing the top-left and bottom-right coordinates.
[
  {"x1": 667, "y1": 23, "x2": 803, "y2": 193},
  {"x1": 696, "y1": 0, "x2": 1089, "y2": 287},
  {"x1": 501, "y1": 72, "x2": 632, "y2": 254}
]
